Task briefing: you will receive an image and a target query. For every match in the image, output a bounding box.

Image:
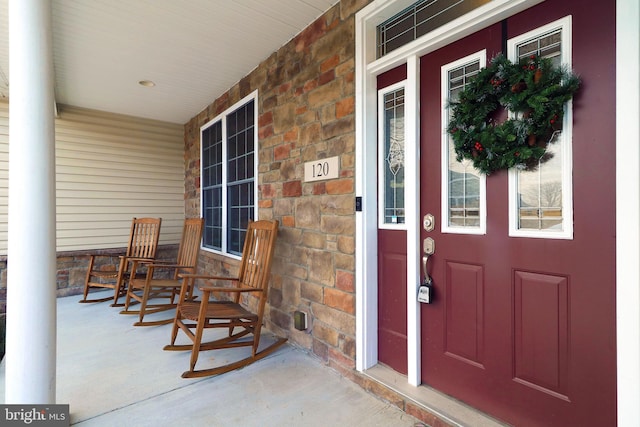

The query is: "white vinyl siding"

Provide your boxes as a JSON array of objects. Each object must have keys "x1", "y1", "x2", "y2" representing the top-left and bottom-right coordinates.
[{"x1": 0, "y1": 100, "x2": 185, "y2": 254}]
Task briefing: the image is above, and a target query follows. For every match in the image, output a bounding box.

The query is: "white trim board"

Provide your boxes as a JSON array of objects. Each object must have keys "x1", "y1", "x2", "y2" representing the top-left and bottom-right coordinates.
[{"x1": 616, "y1": 0, "x2": 640, "y2": 424}]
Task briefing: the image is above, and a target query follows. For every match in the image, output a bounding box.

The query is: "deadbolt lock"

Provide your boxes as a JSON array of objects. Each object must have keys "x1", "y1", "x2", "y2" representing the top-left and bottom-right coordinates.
[
  {"x1": 423, "y1": 237, "x2": 435, "y2": 255},
  {"x1": 423, "y1": 214, "x2": 435, "y2": 232}
]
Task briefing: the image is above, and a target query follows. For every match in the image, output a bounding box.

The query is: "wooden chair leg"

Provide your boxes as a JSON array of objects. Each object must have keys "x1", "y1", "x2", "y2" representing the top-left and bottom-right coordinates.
[
  {"x1": 82, "y1": 272, "x2": 93, "y2": 301},
  {"x1": 110, "y1": 257, "x2": 127, "y2": 307},
  {"x1": 169, "y1": 317, "x2": 181, "y2": 346},
  {"x1": 81, "y1": 259, "x2": 93, "y2": 301},
  {"x1": 189, "y1": 318, "x2": 206, "y2": 373},
  {"x1": 251, "y1": 320, "x2": 264, "y2": 357},
  {"x1": 111, "y1": 278, "x2": 126, "y2": 307},
  {"x1": 122, "y1": 282, "x2": 137, "y2": 313},
  {"x1": 137, "y1": 284, "x2": 151, "y2": 324}
]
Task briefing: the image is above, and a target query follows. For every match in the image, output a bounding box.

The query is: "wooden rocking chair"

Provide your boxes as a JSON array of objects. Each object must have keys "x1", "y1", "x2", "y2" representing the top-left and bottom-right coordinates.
[
  {"x1": 79, "y1": 217, "x2": 162, "y2": 306},
  {"x1": 163, "y1": 219, "x2": 286, "y2": 378},
  {"x1": 120, "y1": 217, "x2": 204, "y2": 326}
]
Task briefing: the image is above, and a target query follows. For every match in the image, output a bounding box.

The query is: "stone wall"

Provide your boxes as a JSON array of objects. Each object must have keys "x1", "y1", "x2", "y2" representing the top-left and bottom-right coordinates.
[{"x1": 184, "y1": 0, "x2": 370, "y2": 373}]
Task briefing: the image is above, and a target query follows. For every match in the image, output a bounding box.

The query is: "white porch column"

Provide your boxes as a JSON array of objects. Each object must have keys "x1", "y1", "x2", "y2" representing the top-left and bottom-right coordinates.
[{"x1": 6, "y1": 0, "x2": 57, "y2": 403}]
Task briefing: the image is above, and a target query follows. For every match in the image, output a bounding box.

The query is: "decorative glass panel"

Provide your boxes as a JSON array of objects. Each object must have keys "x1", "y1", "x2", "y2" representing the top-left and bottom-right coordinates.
[
  {"x1": 512, "y1": 28, "x2": 569, "y2": 234},
  {"x1": 516, "y1": 143, "x2": 563, "y2": 230},
  {"x1": 445, "y1": 58, "x2": 484, "y2": 231},
  {"x1": 516, "y1": 30, "x2": 562, "y2": 65},
  {"x1": 381, "y1": 88, "x2": 406, "y2": 225}
]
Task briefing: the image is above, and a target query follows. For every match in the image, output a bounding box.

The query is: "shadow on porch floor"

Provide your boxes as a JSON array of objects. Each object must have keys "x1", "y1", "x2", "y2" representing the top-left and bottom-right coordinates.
[{"x1": 0, "y1": 292, "x2": 421, "y2": 426}]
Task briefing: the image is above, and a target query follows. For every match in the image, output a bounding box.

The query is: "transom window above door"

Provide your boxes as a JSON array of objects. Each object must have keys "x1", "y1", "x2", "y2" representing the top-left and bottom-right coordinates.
[{"x1": 376, "y1": 0, "x2": 492, "y2": 58}]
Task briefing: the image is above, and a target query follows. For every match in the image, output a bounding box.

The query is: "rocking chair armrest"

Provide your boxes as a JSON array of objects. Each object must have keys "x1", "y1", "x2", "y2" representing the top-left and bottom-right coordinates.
[
  {"x1": 145, "y1": 262, "x2": 190, "y2": 270},
  {"x1": 128, "y1": 259, "x2": 173, "y2": 270},
  {"x1": 119, "y1": 255, "x2": 154, "y2": 262},
  {"x1": 199, "y1": 285, "x2": 263, "y2": 293},
  {"x1": 86, "y1": 252, "x2": 126, "y2": 260},
  {"x1": 178, "y1": 273, "x2": 240, "y2": 281}
]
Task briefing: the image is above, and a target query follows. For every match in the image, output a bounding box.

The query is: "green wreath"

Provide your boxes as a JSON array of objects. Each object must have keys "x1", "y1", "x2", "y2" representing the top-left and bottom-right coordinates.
[{"x1": 447, "y1": 54, "x2": 580, "y2": 175}]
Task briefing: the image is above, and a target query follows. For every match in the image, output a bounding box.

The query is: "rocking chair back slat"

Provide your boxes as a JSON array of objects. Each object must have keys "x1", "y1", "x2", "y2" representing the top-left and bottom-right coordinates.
[
  {"x1": 237, "y1": 221, "x2": 278, "y2": 299},
  {"x1": 129, "y1": 219, "x2": 162, "y2": 259},
  {"x1": 174, "y1": 218, "x2": 204, "y2": 277}
]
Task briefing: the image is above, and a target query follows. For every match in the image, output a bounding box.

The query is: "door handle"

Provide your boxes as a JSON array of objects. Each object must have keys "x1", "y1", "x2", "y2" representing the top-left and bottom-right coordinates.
[
  {"x1": 422, "y1": 255, "x2": 432, "y2": 285},
  {"x1": 419, "y1": 237, "x2": 436, "y2": 303},
  {"x1": 423, "y1": 237, "x2": 435, "y2": 285}
]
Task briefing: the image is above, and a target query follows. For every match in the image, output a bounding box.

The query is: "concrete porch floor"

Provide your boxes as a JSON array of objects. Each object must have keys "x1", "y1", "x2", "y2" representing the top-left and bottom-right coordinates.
[{"x1": 0, "y1": 292, "x2": 422, "y2": 426}]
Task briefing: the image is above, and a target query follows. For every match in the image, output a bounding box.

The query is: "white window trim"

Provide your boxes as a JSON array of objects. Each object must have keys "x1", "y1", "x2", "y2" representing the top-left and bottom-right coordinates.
[
  {"x1": 200, "y1": 90, "x2": 258, "y2": 259},
  {"x1": 507, "y1": 16, "x2": 574, "y2": 240},
  {"x1": 378, "y1": 80, "x2": 408, "y2": 230},
  {"x1": 441, "y1": 50, "x2": 487, "y2": 235}
]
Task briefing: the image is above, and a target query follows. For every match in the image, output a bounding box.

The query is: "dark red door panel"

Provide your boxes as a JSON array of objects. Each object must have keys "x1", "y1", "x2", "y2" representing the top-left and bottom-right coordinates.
[{"x1": 419, "y1": 1, "x2": 616, "y2": 425}]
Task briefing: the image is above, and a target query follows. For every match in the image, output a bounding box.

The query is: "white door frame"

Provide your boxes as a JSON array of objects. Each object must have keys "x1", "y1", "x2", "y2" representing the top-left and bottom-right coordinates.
[{"x1": 354, "y1": 0, "x2": 640, "y2": 423}]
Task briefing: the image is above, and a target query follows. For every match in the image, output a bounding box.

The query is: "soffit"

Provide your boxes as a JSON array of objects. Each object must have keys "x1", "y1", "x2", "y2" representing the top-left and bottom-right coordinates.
[{"x1": 0, "y1": 0, "x2": 337, "y2": 124}]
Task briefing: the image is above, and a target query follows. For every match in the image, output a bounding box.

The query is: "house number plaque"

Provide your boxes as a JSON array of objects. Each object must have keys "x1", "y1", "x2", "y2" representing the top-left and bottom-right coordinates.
[{"x1": 304, "y1": 156, "x2": 339, "y2": 182}]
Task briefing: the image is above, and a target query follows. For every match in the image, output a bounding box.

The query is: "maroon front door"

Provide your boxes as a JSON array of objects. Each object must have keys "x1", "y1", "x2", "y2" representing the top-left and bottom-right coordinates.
[{"x1": 419, "y1": 1, "x2": 616, "y2": 426}]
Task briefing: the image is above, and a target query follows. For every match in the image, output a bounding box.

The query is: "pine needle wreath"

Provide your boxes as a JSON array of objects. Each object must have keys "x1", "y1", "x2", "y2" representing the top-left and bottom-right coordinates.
[{"x1": 447, "y1": 54, "x2": 580, "y2": 175}]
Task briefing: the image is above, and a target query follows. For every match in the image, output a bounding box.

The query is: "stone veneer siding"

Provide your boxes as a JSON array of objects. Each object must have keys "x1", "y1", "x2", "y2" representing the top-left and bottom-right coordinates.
[
  {"x1": 0, "y1": 1, "x2": 461, "y2": 423},
  {"x1": 184, "y1": 1, "x2": 462, "y2": 425},
  {"x1": 185, "y1": 0, "x2": 369, "y2": 372}
]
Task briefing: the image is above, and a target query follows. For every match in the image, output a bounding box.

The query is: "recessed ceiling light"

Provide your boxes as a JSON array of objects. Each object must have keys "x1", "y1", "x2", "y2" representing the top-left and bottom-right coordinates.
[{"x1": 138, "y1": 80, "x2": 155, "y2": 87}]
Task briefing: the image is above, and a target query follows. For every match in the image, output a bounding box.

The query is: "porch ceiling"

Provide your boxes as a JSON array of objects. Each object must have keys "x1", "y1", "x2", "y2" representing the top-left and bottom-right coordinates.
[{"x1": 0, "y1": 0, "x2": 337, "y2": 124}]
